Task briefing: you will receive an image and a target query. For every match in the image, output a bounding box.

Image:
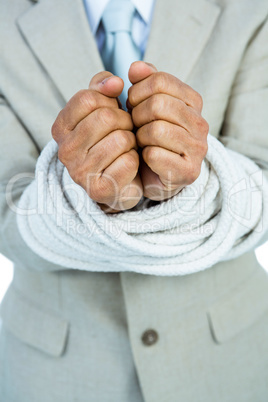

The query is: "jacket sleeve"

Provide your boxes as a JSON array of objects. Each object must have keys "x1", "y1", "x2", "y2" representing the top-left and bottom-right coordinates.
[
  {"x1": 0, "y1": 94, "x2": 64, "y2": 271},
  {"x1": 219, "y1": 16, "x2": 268, "y2": 247}
]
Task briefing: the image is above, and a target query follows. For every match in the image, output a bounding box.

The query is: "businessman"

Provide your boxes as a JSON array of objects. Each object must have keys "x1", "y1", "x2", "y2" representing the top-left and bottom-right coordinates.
[{"x1": 1, "y1": 0, "x2": 268, "y2": 401}]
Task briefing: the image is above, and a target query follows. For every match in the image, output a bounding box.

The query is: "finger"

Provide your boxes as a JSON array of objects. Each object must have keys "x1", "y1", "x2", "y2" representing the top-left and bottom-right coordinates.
[
  {"x1": 129, "y1": 70, "x2": 203, "y2": 111},
  {"x1": 85, "y1": 129, "x2": 137, "y2": 174},
  {"x1": 128, "y1": 61, "x2": 158, "y2": 85},
  {"x1": 132, "y1": 93, "x2": 197, "y2": 130},
  {"x1": 140, "y1": 161, "x2": 182, "y2": 201},
  {"x1": 52, "y1": 74, "x2": 124, "y2": 140},
  {"x1": 136, "y1": 121, "x2": 195, "y2": 156},
  {"x1": 58, "y1": 108, "x2": 134, "y2": 164},
  {"x1": 142, "y1": 146, "x2": 200, "y2": 187},
  {"x1": 75, "y1": 107, "x2": 133, "y2": 149},
  {"x1": 89, "y1": 71, "x2": 124, "y2": 98},
  {"x1": 90, "y1": 149, "x2": 140, "y2": 206},
  {"x1": 101, "y1": 149, "x2": 140, "y2": 191},
  {"x1": 52, "y1": 91, "x2": 117, "y2": 141},
  {"x1": 97, "y1": 173, "x2": 143, "y2": 212}
]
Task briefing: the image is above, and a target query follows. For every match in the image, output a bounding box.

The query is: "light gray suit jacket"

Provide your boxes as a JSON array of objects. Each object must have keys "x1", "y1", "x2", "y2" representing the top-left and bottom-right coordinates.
[{"x1": 1, "y1": 0, "x2": 268, "y2": 401}]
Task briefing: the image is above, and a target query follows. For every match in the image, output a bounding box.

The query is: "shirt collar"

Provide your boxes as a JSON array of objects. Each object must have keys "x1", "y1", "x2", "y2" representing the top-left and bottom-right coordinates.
[
  {"x1": 84, "y1": 0, "x2": 155, "y2": 35},
  {"x1": 84, "y1": 0, "x2": 109, "y2": 35},
  {"x1": 132, "y1": 0, "x2": 155, "y2": 25}
]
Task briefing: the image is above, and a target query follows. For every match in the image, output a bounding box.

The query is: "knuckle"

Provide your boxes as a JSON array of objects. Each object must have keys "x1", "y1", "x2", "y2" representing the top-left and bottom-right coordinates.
[
  {"x1": 150, "y1": 120, "x2": 165, "y2": 141},
  {"x1": 131, "y1": 107, "x2": 140, "y2": 127},
  {"x1": 119, "y1": 109, "x2": 133, "y2": 130},
  {"x1": 188, "y1": 134, "x2": 208, "y2": 159},
  {"x1": 122, "y1": 150, "x2": 139, "y2": 173},
  {"x1": 57, "y1": 143, "x2": 69, "y2": 165},
  {"x1": 71, "y1": 162, "x2": 90, "y2": 187},
  {"x1": 196, "y1": 116, "x2": 209, "y2": 134},
  {"x1": 98, "y1": 107, "x2": 117, "y2": 128},
  {"x1": 143, "y1": 146, "x2": 158, "y2": 164},
  {"x1": 199, "y1": 140, "x2": 208, "y2": 157},
  {"x1": 71, "y1": 167, "x2": 84, "y2": 186},
  {"x1": 202, "y1": 118, "x2": 209, "y2": 135},
  {"x1": 113, "y1": 130, "x2": 135, "y2": 150},
  {"x1": 51, "y1": 117, "x2": 65, "y2": 141},
  {"x1": 57, "y1": 140, "x2": 76, "y2": 165},
  {"x1": 150, "y1": 72, "x2": 168, "y2": 94},
  {"x1": 128, "y1": 86, "x2": 135, "y2": 106},
  {"x1": 51, "y1": 120, "x2": 60, "y2": 141},
  {"x1": 78, "y1": 90, "x2": 97, "y2": 112},
  {"x1": 193, "y1": 91, "x2": 203, "y2": 110},
  {"x1": 57, "y1": 148, "x2": 65, "y2": 165},
  {"x1": 192, "y1": 114, "x2": 209, "y2": 136},
  {"x1": 92, "y1": 178, "x2": 115, "y2": 203},
  {"x1": 90, "y1": 182, "x2": 106, "y2": 202},
  {"x1": 148, "y1": 94, "x2": 164, "y2": 120},
  {"x1": 185, "y1": 162, "x2": 201, "y2": 185},
  {"x1": 193, "y1": 138, "x2": 208, "y2": 158}
]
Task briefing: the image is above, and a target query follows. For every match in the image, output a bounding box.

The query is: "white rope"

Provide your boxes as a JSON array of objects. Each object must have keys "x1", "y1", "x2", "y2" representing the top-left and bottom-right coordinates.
[{"x1": 17, "y1": 134, "x2": 268, "y2": 276}]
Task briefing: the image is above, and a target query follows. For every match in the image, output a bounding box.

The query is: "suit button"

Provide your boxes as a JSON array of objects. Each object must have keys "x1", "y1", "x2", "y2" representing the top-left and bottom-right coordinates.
[{"x1": 141, "y1": 329, "x2": 158, "y2": 346}]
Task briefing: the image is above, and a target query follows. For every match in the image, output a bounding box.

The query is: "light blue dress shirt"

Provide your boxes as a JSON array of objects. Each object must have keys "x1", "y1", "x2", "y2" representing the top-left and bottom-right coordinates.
[{"x1": 83, "y1": 0, "x2": 155, "y2": 58}]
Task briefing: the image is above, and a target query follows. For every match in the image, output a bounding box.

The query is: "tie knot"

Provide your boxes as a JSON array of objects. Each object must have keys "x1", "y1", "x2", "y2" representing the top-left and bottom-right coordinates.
[{"x1": 102, "y1": 0, "x2": 136, "y2": 33}]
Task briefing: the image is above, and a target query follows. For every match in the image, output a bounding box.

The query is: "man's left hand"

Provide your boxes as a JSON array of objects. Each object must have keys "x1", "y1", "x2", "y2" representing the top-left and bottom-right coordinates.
[{"x1": 128, "y1": 61, "x2": 209, "y2": 201}]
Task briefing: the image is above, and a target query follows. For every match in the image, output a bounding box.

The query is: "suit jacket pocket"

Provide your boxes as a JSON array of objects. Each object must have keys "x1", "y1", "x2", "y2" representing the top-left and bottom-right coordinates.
[
  {"x1": 0, "y1": 285, "x2": 69, "y2": 357},
  {"x1": 207, "y1": 268, "x2": 268, "y2": 344}
]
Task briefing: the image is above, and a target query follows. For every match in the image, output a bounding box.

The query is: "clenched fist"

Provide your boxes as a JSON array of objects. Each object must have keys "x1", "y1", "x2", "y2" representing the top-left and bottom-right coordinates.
[
  {"x1": 128, "y1": 61, "x2": 209, "y2": 201},
  {"x1": 52, "y1": 71, "x2": 143, "y2": 212}
]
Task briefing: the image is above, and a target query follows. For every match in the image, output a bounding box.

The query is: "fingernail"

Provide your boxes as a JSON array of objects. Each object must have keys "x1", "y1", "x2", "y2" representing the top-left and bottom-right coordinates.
[
  {"x1": 144, "y1": 62, "x2": 157, "y2": 71},
  {"x1": 101, "y1": 76, "x2": 114, "y2": 85}
]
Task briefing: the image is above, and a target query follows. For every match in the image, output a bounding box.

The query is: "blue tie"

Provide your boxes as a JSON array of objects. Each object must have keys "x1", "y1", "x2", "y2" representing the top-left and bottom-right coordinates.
[{"x1": 101, "y1": 0, "x2": 142, "y2": 108}]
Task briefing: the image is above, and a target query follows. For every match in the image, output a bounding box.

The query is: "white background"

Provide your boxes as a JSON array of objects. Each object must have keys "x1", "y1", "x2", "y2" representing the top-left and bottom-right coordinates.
[{"x1": 0, "y1": 243, "x2": 268, "y2": 304}]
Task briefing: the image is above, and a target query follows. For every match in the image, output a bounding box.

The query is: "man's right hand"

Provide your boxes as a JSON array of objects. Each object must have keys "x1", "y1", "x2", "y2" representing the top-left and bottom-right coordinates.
[{"x1": 51, "y1": 71, "x2": 143, "y2": 212}]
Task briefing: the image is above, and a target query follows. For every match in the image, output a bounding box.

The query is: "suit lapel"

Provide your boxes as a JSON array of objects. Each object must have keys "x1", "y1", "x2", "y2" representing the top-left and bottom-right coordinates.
[
  {"x1": 17, "y1": 0, "x2": 104, "y2": 103},
  {"x1": 145, "y1": 0, "x2": 222, "y2": 82},
  {"x1": 17, "y1": 0, "x2": 221, "y2": 103}
]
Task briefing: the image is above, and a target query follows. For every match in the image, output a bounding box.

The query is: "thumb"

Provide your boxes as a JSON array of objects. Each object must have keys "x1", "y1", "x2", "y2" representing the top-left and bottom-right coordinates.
[
  {"x1": 128, "y1": 61, "x2": 158, "y2": 85},
  {"x1": 89, "y1": 71, "x2": 124, "y2": 98}
]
